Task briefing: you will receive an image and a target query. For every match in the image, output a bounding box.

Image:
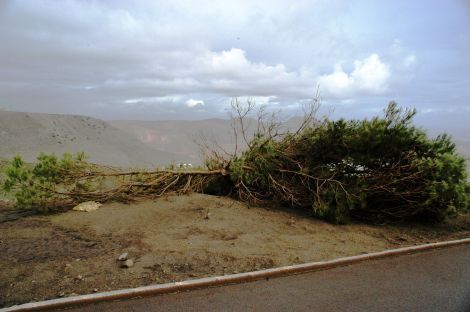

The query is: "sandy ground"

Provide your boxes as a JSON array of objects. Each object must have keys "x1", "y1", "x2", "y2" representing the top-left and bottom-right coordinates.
[{"x1": 1, "y1": 193, "x2": 469, "y2": 308}]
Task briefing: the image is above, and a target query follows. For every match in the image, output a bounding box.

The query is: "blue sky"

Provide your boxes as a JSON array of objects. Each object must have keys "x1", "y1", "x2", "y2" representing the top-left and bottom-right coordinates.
[{"x1": 0, "y1": 0, "x2": 469, "y2": 136}]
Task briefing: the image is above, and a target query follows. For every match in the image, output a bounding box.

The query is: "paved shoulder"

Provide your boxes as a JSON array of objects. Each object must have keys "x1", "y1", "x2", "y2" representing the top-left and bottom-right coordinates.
[{"x1": 63, "y1": 245, "x2": 470, "y2": 312}]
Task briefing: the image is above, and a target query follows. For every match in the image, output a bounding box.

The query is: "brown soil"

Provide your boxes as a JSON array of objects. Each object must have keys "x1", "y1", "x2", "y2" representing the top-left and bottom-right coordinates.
[{"x1": 1, "y1": 193, "x2": 469, "y2": 308}]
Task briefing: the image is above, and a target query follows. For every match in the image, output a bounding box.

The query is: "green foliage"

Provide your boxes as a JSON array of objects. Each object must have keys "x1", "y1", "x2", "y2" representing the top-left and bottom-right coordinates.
[
  {"x1": 1, "y1": 152, "x2": 91, "y2": 211},
  {"x1": 230, "y1": 102, "x2": 469, "y2": 223}
]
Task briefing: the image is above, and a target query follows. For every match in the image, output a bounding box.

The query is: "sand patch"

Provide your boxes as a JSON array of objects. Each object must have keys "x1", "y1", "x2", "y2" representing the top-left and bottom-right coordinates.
[{"x1": 1, "y1": 193, "x2": 469, "y2": 307}]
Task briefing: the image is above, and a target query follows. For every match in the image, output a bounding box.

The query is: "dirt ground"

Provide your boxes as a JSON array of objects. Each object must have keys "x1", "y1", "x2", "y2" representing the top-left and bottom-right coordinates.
[{"x1": 1, "y1": 193, "x2": 469, "y2": 308}]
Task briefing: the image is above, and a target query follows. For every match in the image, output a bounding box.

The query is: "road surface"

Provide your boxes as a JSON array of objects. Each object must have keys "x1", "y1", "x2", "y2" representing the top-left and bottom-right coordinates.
[{"x1": 60, "y1": 245, "x2": 470, "y2": 312}]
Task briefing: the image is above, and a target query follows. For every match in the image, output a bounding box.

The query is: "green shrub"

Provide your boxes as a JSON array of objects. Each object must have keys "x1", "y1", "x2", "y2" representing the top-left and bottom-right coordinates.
[
  {"x1": 2, "y1": 152, "x2": 91, "y2": 211},
  {"x1": 230, "y1": 102, "x2": 468, "y2": 223}
]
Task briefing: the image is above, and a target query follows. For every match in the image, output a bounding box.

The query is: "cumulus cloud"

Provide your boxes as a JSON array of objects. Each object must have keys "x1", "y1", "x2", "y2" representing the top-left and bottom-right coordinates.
[
  {"x1": 185, "y1": 99, "x2": 205, "y2": 108},
  {"x1": 318, "y1": 54, "x2": 390, "y2": 98}
]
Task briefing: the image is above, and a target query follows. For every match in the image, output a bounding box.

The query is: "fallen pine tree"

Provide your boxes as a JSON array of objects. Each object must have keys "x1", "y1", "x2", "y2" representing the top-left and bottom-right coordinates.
[
  {"x1": 1, "y1": 153, "x2": 227, "y2": 211},
  {"x1": 227, "y1": 102, "x2": 469, "y2": 223},
  {"x1": 1, "y1": 102, "x2": 468, "y2": 223}
]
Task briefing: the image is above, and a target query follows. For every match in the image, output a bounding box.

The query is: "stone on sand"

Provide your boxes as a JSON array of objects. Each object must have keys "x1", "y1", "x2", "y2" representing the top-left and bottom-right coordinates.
[{"x1": 72, "y1": 201, "x2": 102, "y2": 212}]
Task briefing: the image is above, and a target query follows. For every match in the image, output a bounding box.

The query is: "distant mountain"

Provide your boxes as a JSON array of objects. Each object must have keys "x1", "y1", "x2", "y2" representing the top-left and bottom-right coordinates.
[
  {"x1": 109, "y1": 117, "x2": 307, "y2": 165},
  {"x1": 110, "y1": 119, "x2": 241, "y2": 165},
  {"x1": 0, "y1": 110, "x2": 183, "y2": 168}
]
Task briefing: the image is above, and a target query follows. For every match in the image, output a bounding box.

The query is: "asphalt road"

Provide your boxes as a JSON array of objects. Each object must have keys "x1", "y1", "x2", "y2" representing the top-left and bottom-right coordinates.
[{"x1": 61, "y1": 245, "x2": 470, "y2": 312}]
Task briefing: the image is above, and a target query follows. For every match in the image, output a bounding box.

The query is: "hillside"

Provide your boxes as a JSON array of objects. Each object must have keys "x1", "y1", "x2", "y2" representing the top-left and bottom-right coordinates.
[
  {"x1": 110, "y1": 119, "x2": 241, "y2": 165},
  {"x1": 109, "y1": 117, "x2": 307, "y2": 164},
  {"x1": 0, "y1": 110, "x2": 183, "y2": 168}
]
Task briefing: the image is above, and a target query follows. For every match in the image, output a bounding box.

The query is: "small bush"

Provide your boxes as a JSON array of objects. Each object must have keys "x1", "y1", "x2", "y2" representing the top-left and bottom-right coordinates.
[{"x1": 2, "y1": 152, "x2": 91, "y2": 211}]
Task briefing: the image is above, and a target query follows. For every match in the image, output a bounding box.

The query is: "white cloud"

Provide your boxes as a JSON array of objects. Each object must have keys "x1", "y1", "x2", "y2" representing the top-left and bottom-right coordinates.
[
  {"x1": 386, "y1": 39, "x2": 418, "y2": 89},
  {"x1": 318, "y1": 54, "x2": 390, "y2": 98},
  {"x1": 390, "y1": 39, "x2": 417, "y2": 69},
  {"x1": 0, "y1": 1, "x2": 451, "y2": 121},
  {"x1": 340, "y1": 99, "x2": 356, "y2": 105},
  {"x1": 391, "y1": 38, "x2": 405, "y2": 56},
  {"x1": 185, "y1": 99, "x2": 205, "y2": 108},
  {"x1": 403, "y1": 54, "x2": 416, "y2": 69},
  {"x1": 352, "y1": 54, "x2": 390, "y2": 91},
  {"x1": 122, "y1": 96, "x2": 183, "y2": 105},
  {"x1": 0, "y1": 0, "x2": 348, "y2": 120}
]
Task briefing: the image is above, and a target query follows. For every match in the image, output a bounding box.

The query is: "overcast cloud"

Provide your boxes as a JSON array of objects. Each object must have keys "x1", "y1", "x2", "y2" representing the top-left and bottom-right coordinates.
[{"x1": 0, "y1": 0, "x2": 469, "y2": 135}]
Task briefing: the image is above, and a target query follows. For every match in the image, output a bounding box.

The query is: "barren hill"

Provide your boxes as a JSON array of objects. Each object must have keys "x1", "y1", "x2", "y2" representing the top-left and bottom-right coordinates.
[
  {"x1": 110, "y1": 119, "x2": 239, "y2": 165},
  {"x1": 0, "y1": 110, "x2": 183, "y2": 168},
  {"x1": 109, "y1": 117, "x2": 308, "y2": 164}
]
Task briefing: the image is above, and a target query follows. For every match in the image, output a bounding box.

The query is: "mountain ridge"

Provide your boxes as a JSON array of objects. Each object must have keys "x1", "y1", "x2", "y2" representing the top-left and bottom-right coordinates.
[{"x1": 0, "y1": 110, "x2": 184, "y2": 168}]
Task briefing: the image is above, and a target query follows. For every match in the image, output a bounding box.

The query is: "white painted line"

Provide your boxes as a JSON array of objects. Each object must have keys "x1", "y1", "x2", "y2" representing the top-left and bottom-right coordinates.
[{"x1": 2, "y1": 237, "x2": 470, "y2": 312}]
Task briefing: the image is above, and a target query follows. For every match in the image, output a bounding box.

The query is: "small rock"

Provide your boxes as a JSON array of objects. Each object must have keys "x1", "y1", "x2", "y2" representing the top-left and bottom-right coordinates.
[
  {"x1": 286, "y1": 217, "x2": 296, "y2": 226},
  {"x1": 223, "y1": 234, "x2": 238, "y2": 241},
  {"x1": 118, "y1": 253, "x2": 128, "y2": 261},
  {"x1": 93, "y1": 288, "x2": 98, "y2": 293},
  {"x1": 72, "y1": 201, "x2": 102, "y2": 212},
  {"x1": 70, "y1": 293, "x2": 78, "y2": 297},
  {"x1": 65, "y1": 263, "x2": 72, "y2": 268},
  {"x1": 76, "y1": 275, "x2": 83, "y2": 281},
  {"x1": 59, "y1": 292, "x2": 65, "y2": 297},
  {"x1": 121, "y1": 259, "x2": 134, "y2": 268},
  {"x1": 397, "y1": 235, "x2": 408, "y2": 242}
]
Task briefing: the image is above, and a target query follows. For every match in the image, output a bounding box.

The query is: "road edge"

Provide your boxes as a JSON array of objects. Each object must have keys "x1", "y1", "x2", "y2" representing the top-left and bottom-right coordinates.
[{"x1": 3, "y1": 237, "x2": 470, "y2": 312}]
